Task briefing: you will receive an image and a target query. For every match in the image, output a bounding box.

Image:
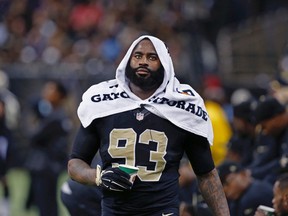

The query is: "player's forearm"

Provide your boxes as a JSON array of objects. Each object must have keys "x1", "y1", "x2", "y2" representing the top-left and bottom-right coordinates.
[
  {"x1": 67, "y1": 158, "x2": 96, "y2": 185},
  {"x1": 197, "y1": 168, "x2": 230, "y2": 216}
]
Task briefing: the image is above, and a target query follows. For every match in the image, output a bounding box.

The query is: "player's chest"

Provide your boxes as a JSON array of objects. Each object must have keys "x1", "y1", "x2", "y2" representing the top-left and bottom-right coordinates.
[{"x1": 95, "y1": 109, "x2": 187, "y2": 155}]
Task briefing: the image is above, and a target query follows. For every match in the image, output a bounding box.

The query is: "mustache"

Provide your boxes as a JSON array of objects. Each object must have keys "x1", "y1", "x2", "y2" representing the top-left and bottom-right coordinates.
[{"x1": 135, "y1": 66, "x2": 152, "y2": 73}]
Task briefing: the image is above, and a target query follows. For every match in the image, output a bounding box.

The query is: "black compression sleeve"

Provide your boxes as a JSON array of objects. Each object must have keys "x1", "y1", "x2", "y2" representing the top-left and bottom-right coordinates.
[
  {"x1": 70, "y1": 124, "x2": 100, "y2": 165},
  {"x1": 184, "y1": 133, "x2": 215, "y2": 176}
]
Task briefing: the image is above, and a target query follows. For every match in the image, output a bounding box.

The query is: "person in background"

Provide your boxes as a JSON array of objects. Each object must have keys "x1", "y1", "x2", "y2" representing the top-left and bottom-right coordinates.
[
  {"x1": 24, "y1": 80, "x2": 72, "y2": 216},
  {"x1": 217, "y1": 160, "x2": 274, "y2": 216},
  {"x1": 178, "y1": 156, "x2": 214, "y2": 214},
  {"x1": 0, "y1": 70, "x2": 20, "y2": 131},
  {"x1": 268, "y1": 72, "x2": 288, "y2": 107},
  {"x1": 251, "y1": 96, "x2": 288, "y2": 184},
  {"x1": 178, "y1": 156, "x2": 198, "y2": 205},
  {"x1": 60, "y1": 153, "x2": 102, "y2": 216},
  {"x1": 61, "y1": 178, "x2": 102, "y2": 216},
  {"x1": 67, "y1": 35, "x2": 230, "y2": 215},
  {"x1": 202, "y1": 76, "x2": 233, "y2": 166},
  {"x1": 0, "y1": 98, "x2": 12, "y2": 216},
  {"x1": 226, "y1": 99, "x2": 256, "y2": 166},
  {"x1": 227, "y1": 98, "x2": 279, "y2": 185},
  {"x1": 255, "y1": 173, "x2": 288, "y2": 216}
]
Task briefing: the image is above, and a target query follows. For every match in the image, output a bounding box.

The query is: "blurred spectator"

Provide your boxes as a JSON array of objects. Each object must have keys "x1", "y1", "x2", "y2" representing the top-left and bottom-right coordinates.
[
  {"x1": 255, "y1": 173, "x2": 288, "y2": 216},
  {"x1": 217, "y1": 160, "x2": 274, "y2": 216},
  {"x1": 250, "y1": 96, "x2": 288, "y2": 183},
  {"x1": 226, "y1": 135, "x2": 256, "y2": 168},
  {"x1": 0, "y1": 0, "x2": 288, "y2": 89},
  {"x1": 178, "y1": 156, "x2": 215, "y2": 215},
  {"x1": 270, "y1": 173, "x2": 288, "y2": 216},
  {"x1": 0, "y1": 70, "x2": 20, "y2": 130},
  {"x1": 226, "y1": 96, "x2": 282, "y2": 185},
  {"x1": 61, "y1": 153, "x2": 102, "y2": 216},
  {"x1": 178, "y1": 157, "x2": 198, "y2": 205},
  {"x1": 202, "y1": 75, "x2": 232, "y2": 166},
  {"x1": 24, "y1": 80, "x2": 72, "y2": 216},
  {"x1": 269, "y1": 75, "x2": 288, "y2": 107},
  {"x1": 23, "y1": 3, "x2": 72, "y2": 65},
  {"x1": 61, "y1": 178, "x2": 102, "y2": 216},
  {"x1": 247, "y1": 131, "x2": 278, "y2": 185},
  {"x1": 0, "y1": 98, "x2": 12, "y2": 216},
  {"x1": 68, "y1": 0, "x2": 103, "y2": 39},
  {"x1": 0, "y1": 0, "x2": 225, "y2": 88},
  {"x1": 226, "y1": 99, "x2": 256, "y2": 166}
]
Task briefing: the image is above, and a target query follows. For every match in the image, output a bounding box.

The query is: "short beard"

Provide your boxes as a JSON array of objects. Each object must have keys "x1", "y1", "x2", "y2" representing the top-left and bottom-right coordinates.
[{"x1": 125, "y1": 64, "x2": 164, "y2": 91}]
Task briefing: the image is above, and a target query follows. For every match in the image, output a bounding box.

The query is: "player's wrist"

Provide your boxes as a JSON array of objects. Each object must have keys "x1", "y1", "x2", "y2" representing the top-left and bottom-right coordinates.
[{"x1": 95, "y1": 165, "x2": 102, "y2": 186}]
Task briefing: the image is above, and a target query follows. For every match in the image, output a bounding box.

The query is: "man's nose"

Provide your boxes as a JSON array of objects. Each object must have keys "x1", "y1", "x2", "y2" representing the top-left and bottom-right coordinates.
[{"x1": 139, "y1": 56, "x2": 148, "y2": 65}]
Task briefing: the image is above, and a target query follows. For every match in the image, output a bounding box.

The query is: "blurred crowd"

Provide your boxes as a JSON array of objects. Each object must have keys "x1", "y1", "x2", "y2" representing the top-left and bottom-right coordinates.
[
  {"x1": 0, "y1": 0, "x2": 222, "y2": 86},
  {"x1": 179, "y1": 75, "x2": 288, "y2": 216},
  {"x1": 0, "y1": 0, "x2": 288, "y2": 86},
  {"x1": 0, "y1": 0, "x2": 288, "y2": 216}
]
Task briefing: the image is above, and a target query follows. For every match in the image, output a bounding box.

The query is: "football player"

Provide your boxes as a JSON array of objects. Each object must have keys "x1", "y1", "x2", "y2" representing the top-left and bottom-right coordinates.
[{"x1": 68, "y1": 35, "x2": 230, "y2": 215}]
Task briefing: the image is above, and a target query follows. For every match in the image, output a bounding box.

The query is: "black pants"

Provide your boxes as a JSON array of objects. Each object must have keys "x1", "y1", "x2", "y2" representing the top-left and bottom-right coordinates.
[{"x1": 30, "y1": 171, "x2": 59, "y2": 216}]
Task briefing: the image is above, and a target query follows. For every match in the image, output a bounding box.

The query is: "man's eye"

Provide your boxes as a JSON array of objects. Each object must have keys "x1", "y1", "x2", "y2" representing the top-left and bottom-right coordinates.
[
  {"x1": 149, "y1": 56, "x2": 158, "y2": 61},
  {"x1": 135, "y1": 55, "x2": 141, "y2": 59}
]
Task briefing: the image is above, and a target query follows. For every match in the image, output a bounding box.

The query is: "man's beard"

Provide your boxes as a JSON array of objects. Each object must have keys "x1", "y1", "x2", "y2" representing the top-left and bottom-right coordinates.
[{"x1": 125, "y1": 64, "x2": 164, "y2": 91}]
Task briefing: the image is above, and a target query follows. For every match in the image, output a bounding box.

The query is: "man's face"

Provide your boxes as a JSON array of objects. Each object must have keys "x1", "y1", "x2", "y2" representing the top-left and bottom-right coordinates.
[
  {"x1": 125, "y1": 39, "x2": 164, "y2": 91},
  {"x1": 258, "y1": 115, "x2": 282, "y2": 136},
  {"x1": 272, "y1": 181, "x2": 288, "y2": 214},
  {"x1": 232, "y1": 117, "x2": 255, "y2": 137},
  {"x1": 222, "y1": 172, "x2": 247, "y2": 200}
]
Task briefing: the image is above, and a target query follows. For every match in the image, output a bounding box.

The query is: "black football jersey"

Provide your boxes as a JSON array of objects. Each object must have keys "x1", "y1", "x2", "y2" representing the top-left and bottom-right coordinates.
[{"x1": 71, "y1": 107, "x2": 214, "y2": 215}]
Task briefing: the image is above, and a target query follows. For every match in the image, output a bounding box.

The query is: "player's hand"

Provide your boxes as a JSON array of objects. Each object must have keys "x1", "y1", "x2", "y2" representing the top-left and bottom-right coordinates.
[
  {"x1": 254, "y1": 209, "x2": 267, "y2": 216},
  {"x1": 96, "y1": 166, "x2": 132, "y2": 192}
]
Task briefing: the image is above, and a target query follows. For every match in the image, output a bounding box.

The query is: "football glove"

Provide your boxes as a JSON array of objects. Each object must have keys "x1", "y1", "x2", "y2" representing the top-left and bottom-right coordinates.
[{"x1": 95, "y1": 165, "x2": 132, "y2": 192}]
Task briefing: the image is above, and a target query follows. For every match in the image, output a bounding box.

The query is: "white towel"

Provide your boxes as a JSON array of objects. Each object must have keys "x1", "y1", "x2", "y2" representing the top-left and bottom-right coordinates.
[{"x1": 78, "y1": 35, "x2": 213, "y2": 145}]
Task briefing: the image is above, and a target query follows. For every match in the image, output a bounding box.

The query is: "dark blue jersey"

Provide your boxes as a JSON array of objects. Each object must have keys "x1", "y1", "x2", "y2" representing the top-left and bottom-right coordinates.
[{"x1": 70, "y1": 107, "x2": 214, "y2": 215}]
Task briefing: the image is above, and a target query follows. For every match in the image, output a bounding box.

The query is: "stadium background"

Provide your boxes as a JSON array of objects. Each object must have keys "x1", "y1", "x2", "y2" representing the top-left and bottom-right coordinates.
[{"x1": 1, "y1": 0, "x2": 288, "y2": 215}]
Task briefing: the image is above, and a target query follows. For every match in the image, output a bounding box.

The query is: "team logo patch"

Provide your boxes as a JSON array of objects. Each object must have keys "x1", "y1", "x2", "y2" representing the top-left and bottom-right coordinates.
[
  {"x1": 136, "y1": 112, "x2": 144, "y2": 121},
  {"x1": 176, "y1": 88, "x2": 194, "y2": 96}
]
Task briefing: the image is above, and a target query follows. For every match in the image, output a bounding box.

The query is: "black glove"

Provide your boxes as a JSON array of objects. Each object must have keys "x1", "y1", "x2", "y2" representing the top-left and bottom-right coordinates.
[{"x1": 96, "y1": 166, "x2": 132, "y2": 192}]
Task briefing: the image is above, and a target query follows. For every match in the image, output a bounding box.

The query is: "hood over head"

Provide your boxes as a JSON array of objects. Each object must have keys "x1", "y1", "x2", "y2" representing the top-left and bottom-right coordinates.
[{"x1": 116, "y1": 35, "x2": 174, "y2": 100}]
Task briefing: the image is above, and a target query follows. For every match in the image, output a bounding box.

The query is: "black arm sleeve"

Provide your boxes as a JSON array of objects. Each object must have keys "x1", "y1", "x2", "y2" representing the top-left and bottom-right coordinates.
[
  {"x1": 184, "y1": 133, "x2": 215, "y2": 176},
  {"x1": 70, "y1": 123, "x2": 100, "y2": 165}
]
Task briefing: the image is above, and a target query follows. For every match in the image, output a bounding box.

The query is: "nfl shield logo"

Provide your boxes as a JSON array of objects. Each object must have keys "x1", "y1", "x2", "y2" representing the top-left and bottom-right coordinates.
[{"x1": 136, "y1": 112, "x2": 144, "y2": 121}]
